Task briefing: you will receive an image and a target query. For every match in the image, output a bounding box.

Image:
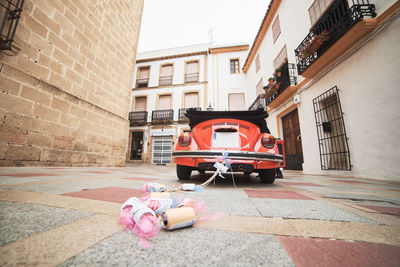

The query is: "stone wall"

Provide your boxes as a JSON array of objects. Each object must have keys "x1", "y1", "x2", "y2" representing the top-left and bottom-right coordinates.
[{"x1": 0, "y1": 0, "x2": 144, "y2": 166}]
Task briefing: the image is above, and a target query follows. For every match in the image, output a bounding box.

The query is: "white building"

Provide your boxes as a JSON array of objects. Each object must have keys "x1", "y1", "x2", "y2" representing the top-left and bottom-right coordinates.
[
  {"x1": 127, "y1": 43, "x2": 249, "y2": 164},
  {"x1": 243, "y1": 0, "x2": 400, "y2": 181}
]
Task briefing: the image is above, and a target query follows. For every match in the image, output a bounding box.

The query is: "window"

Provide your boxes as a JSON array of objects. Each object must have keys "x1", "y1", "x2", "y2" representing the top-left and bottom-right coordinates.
[
  {"x1": 184, "y1": 92, "x2": 199, "y2": 108},
  {"x1": 134, "y1": 96, "x2": 147, "y2": 111},
  {"x1": 228, "y1": 93, "x2": 245, "y2": 111},
  {"x1": 313, "y1": 86, "x2": 351, "y2": 170},
  {"x1": 308, "y1": 0, "x2": 334, "y2": 27},
  {"x1": 185, "y1": 61, "x2": 199, "y2": 83},
  {"x1": 230, "y1": 58, "x2": 240, "y2": 74},
  {"x1": 256, "y1": 78, "x2": 264, "y2": 95},
  {"x1": 272, "y1": 15, "x2": 281, "y2": 43},
  {"x1": 136, "y1": 66, "x2": 150, "y2": 88},
  {"x1": 158, "y1": 94, "x2": 172, "y2": 110},
  {"x1": 273, "y1": 45, "x2": 288, "y2": 70},
  {"x1": 255, "y1": 54, "x2": 260, "y2": 73},
  {"x1": 159, "y1": 64, "x2": 173, "y2": 86}
]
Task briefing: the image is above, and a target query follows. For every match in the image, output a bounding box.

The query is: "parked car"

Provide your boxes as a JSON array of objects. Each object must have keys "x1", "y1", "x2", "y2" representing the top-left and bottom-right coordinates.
[{"x1": 172, "y1": 108, "x2": 284, "y2": 183}]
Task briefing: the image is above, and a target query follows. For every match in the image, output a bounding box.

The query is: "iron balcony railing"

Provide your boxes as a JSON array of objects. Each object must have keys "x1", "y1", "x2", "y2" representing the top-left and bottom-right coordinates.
[
  {"x1": 159, "y1": 76, "x2": 173, "y2": 86},
  {"x1": 136, "y1": 78, "x2": 149, "y2": 88},
  {"x1": 0, "y1": 0, "x2": 24, "y2": 50},
  {"x1": 129, "y1": 111, "x2": 148, "y2": 126},
  {"x1": 151, "y1": 109, "x2": 174, "y2": 123},
  {"x1": 295, "y1": 0, "x2": 376, "y2": 75},
  {"x1": 265, "y1": 62, "x2": 298, "y2": 106},
  {"x1": 184, "y1": 73, "x2": 199, "y2": 83},
  {"x1": 178, "y1": 107, "x2": 201, "y2": 121},
  {"x1": 248, "y1": 94, "x2": 266, "y2": 111}
]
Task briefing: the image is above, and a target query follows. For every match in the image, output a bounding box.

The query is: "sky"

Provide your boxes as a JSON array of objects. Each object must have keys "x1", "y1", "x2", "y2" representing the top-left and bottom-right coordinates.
[{"x1": 137, "y1": 0, "x2": 270, "y2": 52}]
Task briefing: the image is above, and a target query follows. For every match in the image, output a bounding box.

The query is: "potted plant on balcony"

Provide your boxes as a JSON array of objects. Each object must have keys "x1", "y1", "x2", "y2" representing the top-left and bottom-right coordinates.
[
  {"x1": 299, "y1": 29, "x2": 329, "y2": 60},
  {"x1": 264, "y1": 78, "x2": 279, "y2": 99}
]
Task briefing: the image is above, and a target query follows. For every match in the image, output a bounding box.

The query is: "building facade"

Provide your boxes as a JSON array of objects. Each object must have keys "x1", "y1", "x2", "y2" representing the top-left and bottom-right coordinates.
[
  {"x1": 244, "y1": 0, "x2": 400, "y2": 180},
  {"x1": 0, "y1": 0, "x2": 144, "y2": 166},
  {"x1": 127, "y1": 43, "x2": 249, "y2": 164}
]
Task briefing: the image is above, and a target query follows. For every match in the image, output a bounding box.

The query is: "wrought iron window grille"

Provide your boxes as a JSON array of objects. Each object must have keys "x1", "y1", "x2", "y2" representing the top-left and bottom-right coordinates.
[
  {"x1": 159, "y1": 76, "x2": 173, "y2": 86},
  {"x1": 248, "y1": 94, "x2": 266, "y2": 111},
  {"x1": 0, "y1": 0, "x2": 24, "y2": 50},
  {"x1": 129, "y1": 111, "x2": 148, "y2": 126},
  {"x1": 295, "y1": 0, "x2": 376, "y2": 75},
  {"x1": 151, "y1": 109, "x2": 174, "y2": 124},
  {"x1": 178, "y1": 107, "x2": 201, "y2": 121},
  {"x1": 136, "y1": 78, "x2": 149, "y2": 88},
  {"x1": 184, "y1": 72, "x2": 199, "y2": 83},
  {"x1": 313, "y1": 86, "x2": 351, "y2": 171}
]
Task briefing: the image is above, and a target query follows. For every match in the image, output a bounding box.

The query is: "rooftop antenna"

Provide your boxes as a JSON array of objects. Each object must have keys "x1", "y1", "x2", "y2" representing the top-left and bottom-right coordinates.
[{"x1": 208, "y1": 26, "x2": 218, "y2": 47}]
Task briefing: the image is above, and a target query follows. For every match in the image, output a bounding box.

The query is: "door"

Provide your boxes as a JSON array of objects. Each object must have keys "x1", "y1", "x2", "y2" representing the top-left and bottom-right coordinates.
[
  {"x1": 282, "y1": 109, "x2": 303, "y2": 170},
  {"x1": 152, "y1": 136, "x2": 172, "y2": 164},
  {"x1": 130, "y1": 132, "x2": 143, "y2": 160}
]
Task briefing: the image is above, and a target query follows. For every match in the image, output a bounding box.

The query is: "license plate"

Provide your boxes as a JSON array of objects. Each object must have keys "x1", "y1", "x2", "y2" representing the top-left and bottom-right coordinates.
[{"x1": 212, "y1": 132, "x2": 239, "y2": 148}]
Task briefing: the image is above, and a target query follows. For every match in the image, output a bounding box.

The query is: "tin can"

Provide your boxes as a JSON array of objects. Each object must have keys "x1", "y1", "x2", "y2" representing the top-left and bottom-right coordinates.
[
  {"x1": 146, "y1": 198, "x2": 173, "y2": 215},
  {"x1": 161, "y1": 207, "x2": 196, "y2": 230}
]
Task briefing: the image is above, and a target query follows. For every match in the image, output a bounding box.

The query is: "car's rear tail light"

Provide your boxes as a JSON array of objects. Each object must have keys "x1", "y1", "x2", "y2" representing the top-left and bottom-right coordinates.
[
  {"x1": 261, "y1": 134, "x2": 275, "y2": 149},
  {"x1": 178, "y1": 133, "x2": 191, "y2": 147}
]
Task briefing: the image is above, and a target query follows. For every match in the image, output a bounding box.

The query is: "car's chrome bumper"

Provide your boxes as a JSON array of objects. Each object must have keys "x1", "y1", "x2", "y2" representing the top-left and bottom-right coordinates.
[{"x1": 172, "y1": 150, "x2": 283, "y2": 162}]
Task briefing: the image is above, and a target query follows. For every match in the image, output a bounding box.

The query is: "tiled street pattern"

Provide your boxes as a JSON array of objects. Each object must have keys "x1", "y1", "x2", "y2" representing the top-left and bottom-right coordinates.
[{"x1": 0, "y1": 165, "x2": 399, "y2": 266}]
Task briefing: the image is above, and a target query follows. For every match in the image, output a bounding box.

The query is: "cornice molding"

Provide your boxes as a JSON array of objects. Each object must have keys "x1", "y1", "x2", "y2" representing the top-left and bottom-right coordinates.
[
  {"x1": 136, "y1": 51, "x2": 208, "y2": 63},
  {"x1": 208, "y1": 45, "x2": 249, "y2": 54}
]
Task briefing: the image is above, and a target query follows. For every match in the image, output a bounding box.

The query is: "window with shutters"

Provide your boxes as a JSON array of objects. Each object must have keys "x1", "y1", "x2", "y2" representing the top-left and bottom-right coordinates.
[
  {"x1": 308, "y1": 0, "x2": 334, "y2": 27},
  {"x1": 185, "y1": 61, "x2": 199, "y2": 83},
  {"x1": 228, "y1": 93, "x2": 246, "y2": 111},
  {"x1": 134, "y1": 96, "x2": 147, "y2": 111},
  {"x1": 184, "y1": 92, "x2": 199, "y2": 108},
  {"x1": 158, "y1": 94, "x2": 172, "y2": 110},
  {"x1": 255, "y1": 54, "x2": 260, "y2": 73},
  {"x1": 230, "y1": 58, "x2": 240, "y2": 74},
  {"x1": 159, "y1": 64, "x2": 173, "y2": 86},
  {"x1": 272, "y1": 15, "x2": 281, "y2": 43},
  {"x1": 273, "y1": 45, "x2": 288, "y2": 70},
  {"x1": 136, "y1": 66, "x2": 150, "y2": 88}
]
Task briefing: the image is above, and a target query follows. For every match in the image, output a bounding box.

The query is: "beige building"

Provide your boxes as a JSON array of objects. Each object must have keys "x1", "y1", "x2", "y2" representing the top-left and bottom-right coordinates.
[
  {"x1": 0, "y1": 0, "x2": 144, "y2": 166},
  {"x1": 127, "y1": 43, "x2": 249, "y2": 164}
]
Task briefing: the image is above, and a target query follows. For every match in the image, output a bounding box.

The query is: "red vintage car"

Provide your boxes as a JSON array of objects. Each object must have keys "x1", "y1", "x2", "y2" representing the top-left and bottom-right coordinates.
[{"x1": 172, "y1": 109, "x2": 284, "y2": 183}]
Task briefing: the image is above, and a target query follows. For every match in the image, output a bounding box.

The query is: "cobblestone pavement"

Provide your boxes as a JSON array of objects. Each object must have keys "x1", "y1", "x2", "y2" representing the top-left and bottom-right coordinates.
[{"x1": 0, "y1": 164, "x2": 399, "y2": 266}]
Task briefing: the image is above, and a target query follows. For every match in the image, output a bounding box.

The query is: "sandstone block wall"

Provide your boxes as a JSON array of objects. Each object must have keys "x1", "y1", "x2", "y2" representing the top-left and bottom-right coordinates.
[{"x1": 0, "y1": 0, "x2": 144, "y2": 166}]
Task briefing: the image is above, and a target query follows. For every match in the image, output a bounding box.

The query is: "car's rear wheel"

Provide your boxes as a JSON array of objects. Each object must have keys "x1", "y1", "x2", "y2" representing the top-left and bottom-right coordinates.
[
  {"x1": 259, "y1": 169, "x2": 276, "y2": 184},
  {"x1": 177, "y1": 164, "x2": 192, "y2": 180}
]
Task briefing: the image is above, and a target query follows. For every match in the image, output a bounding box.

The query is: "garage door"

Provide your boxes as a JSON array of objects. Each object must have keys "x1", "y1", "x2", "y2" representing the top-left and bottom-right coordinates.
[{"x1": 152, "y1": 136, "x2": 172, "y2": 164}]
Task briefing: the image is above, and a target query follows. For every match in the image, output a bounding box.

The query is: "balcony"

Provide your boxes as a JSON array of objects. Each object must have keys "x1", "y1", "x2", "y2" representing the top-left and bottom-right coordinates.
[
  {"x1": 159, "y1": 76, "x2": 173, "y2": 86},
  {"x1": 184, "y1": 73, "x2": 199, "y2": 83},
  {"x1": 136, "y1": 78, "x2": 149, "y2": 88},
  {"x1": 295, "y1": 0, "x2": 376, "y2": 77},
  {"x1": 129, "y1": 111, "x2": 148, "y2": 126},
  {"x1": 178, "y1": 107, "x2": 201, "y2": 121},
  {"x1": 248, "y1": 94, "x2": 266, "y2": 111},
  {"x1": 151, "y1": 109, "x2": 174, "y2": 124},
  {"x1": 264, "y1": 62, "x2": 298, "y2": 109}
]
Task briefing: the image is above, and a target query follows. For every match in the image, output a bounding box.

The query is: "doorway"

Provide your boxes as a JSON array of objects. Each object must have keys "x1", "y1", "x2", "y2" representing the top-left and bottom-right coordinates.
[
  {"x1": 282, "y1": 109, "x2": 303, "y2": 170},
  {"x1": 130, "y1": 132, "x2": 143, "y2": 160},
  {"x1": 152, "y1": 136, "x2": 172, "y2": 164}
]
